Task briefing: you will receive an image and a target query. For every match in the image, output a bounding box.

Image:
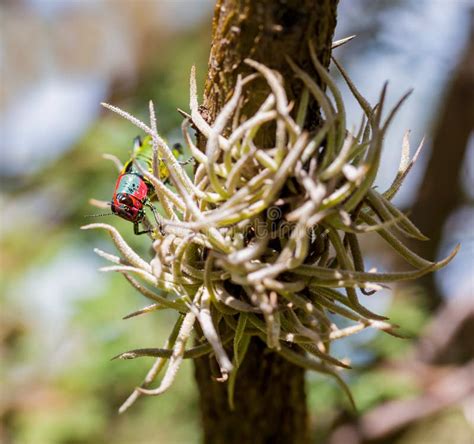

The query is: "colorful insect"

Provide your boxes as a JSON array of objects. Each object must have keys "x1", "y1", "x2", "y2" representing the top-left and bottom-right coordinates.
[{"x1": 109, "y1": 135, "x2": 185, "y2": 235}]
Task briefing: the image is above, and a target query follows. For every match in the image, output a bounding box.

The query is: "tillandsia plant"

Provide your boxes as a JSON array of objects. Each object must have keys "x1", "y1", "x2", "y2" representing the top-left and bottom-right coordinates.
[{"x1": 82, "y1": 37, "x2": 458, "y2": 413}]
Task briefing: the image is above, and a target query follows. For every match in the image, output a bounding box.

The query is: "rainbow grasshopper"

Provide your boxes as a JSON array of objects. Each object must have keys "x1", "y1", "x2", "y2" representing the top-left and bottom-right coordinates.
[{"x1": 109, "y1": 136, "x2": 188, "y2": 235}]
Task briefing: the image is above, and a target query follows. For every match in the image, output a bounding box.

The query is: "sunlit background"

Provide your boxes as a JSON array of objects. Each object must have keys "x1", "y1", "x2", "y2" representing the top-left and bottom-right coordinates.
[{"x1": 1, "y1": 1, "x2": 473, "y2": 443}]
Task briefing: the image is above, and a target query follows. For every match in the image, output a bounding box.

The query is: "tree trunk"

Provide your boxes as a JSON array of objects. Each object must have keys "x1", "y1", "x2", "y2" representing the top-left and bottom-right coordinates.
[
  {"x1": 410, "y1": 12, "x2": 474, "y2": 310},
  {"x1": 193, "y1": 1, "x2": 339, "y2": 443}
]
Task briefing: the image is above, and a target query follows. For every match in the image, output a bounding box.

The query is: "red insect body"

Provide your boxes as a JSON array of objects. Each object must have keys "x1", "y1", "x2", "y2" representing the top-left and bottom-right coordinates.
[{"x1": 111, "y1": 172, "x2": 149, "y2": 222}]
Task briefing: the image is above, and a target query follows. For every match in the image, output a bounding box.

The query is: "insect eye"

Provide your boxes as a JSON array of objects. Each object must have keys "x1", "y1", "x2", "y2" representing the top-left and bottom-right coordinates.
[{"x1": 118, "y1": 194, "x2": 133, "y2": 207}]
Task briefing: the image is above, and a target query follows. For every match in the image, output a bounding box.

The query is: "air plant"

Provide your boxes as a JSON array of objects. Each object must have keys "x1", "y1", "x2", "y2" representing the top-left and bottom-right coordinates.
[{"x1": 82, "y1": 37, "x2": 458, "y2": 413}]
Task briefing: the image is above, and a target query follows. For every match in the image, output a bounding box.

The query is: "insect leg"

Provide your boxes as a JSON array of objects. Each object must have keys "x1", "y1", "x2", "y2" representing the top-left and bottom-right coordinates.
[
  {"x1": 178, "y1": 157, "x2": 195, "y2": 166},
  {"x1": 146, "y1": 202, "x2": 165, "y2": 235},
  {"x1": 134, "y1": 222, "x2": 152, "y2": 236},
  {"x1": 172, "y1": 142, "x2": 194, "y2": 166},
  {"x1": 133, "y1": 136, "x2": 143, "y2": 150}
]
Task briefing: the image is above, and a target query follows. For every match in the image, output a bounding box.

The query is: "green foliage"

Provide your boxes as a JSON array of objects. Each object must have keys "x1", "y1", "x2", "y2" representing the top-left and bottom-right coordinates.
[
  {"x1": 351, "y1": 370, "x2": 420, "y2": 412},
  {"x1": 1, "y1": 24, "x2": 213, "y2": 444},
  {"x1": 370, "y1": 291, "x2": 430, "y2": 359}
]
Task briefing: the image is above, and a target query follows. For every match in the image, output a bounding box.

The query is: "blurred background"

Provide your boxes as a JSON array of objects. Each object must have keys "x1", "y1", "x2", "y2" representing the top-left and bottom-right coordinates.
[{"x1": 1, "y1": 1, "x2": 472, "y2": 443}]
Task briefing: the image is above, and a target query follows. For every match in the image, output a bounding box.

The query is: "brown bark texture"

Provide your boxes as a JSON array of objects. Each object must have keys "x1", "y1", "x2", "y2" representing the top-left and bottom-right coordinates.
[
  {"x1": 193, "y1": 1, "x2": 339, "y2": 443},
  {"x1": 203, "y1": 0, "x2": 338, "y2": 132}
]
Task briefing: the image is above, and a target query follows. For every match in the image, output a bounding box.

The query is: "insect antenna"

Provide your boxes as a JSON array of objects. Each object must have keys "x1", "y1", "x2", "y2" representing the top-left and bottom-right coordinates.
[{"x1": 84, "y1": 212, "x2": 114, "y2": 218}]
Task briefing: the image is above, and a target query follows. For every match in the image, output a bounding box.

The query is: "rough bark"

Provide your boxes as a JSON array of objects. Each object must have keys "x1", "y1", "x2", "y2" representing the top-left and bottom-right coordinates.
[
  {"x1": 195, "y1": 337, "x2": 309, "y2": 444},
  {"x1": 193, "y1": 1, "x2": 339, "y2": 443},
  {"x1": 410, "y1": 12, "x2": 474, "y2": 309},
  {"x1": 203, "y1": 0, "x2": 338, "y2": 133}
]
